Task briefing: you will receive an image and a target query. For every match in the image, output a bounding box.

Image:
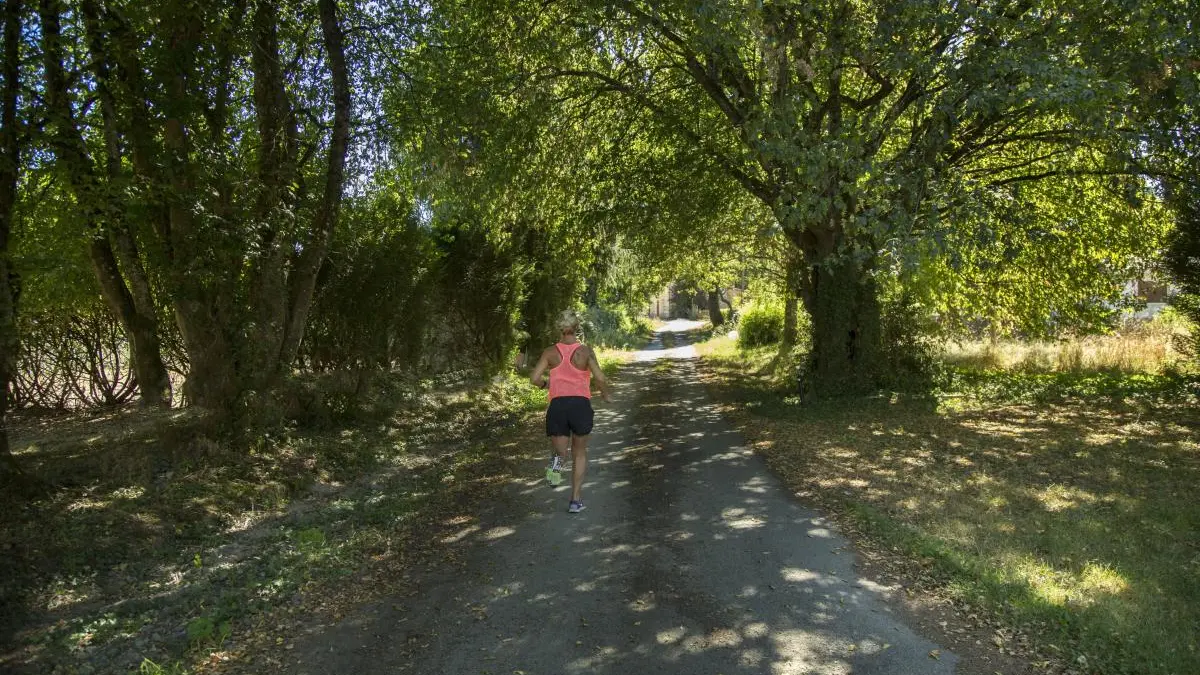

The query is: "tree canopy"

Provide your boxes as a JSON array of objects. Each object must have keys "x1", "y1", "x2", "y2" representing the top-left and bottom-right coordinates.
[{"x1": 0, "y1": 0, "x2": 1194, "y2": 452}]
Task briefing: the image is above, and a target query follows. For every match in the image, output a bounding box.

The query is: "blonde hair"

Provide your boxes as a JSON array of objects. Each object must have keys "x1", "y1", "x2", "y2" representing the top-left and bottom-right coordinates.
[{"x1": 555, "y1": 310, "x2": 581, "y2": 335}]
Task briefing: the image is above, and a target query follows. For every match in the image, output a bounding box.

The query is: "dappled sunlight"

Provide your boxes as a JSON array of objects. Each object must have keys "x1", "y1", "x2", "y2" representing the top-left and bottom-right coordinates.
[
  {"x1": 280, "y1": 334, "x2": 959, "y2": 675},
  {"x1": 720, "y1": 506, "x2": 767, "y2": 530},
  {"x1": 694, "y1": 338, "x2": 1200, "y2": 673},
  {"x1": 65, "y1": 497, "x2": 112, "y2": 512},
  {"x1": 781, "y1": 568, "x2": 821, "y2": 583},
  {"x1": 929, "y1": 518, "x2": 981, "y2": 548},
  {"x1": 1033, "y1": 484, "x2": 1099, "y2": 512},
  {"x1": 1, "y1": 365, "x2": 558, "y2": 673},
  {"x1": 481, "y1": 526, "x2": 516, "y2": 540},
  {"x1": 1007, "y1": 555, "x2": 1131, "y2": 609},
  {"x1": 768, "y1": 630, "x2": 853, "y2": 675}
]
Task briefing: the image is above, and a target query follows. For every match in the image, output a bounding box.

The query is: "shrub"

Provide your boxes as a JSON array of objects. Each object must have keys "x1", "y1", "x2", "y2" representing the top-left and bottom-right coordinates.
[
  {"x1": 737, "y1": 301, "x2": 785, "y2": 348},
  {"x1": 877, "y1": 294, "x2": 944, "y2": 391},
  {"x1": 304, "y1": 194, "x2": 433, "y2": 373},
  {"x1": 583, "y1": 305, "x2": 652, "y2": 348}
]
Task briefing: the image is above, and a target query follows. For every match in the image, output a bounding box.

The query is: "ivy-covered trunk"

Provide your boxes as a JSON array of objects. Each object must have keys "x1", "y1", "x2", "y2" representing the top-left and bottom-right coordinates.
[
  {"x1": 801, "y1": 253, "x2": 881, "y2": 398},
  {"x1": 779, "y1": 252, "x2": 802, "y2": 354},
  {"x1": 779, "y1": 202, "x2": 882, "y2": 398}
]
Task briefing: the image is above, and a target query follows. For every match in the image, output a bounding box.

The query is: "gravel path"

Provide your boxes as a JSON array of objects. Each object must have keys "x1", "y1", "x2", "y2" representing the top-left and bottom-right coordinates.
[{"x1": 290, "y1": 321, "x2": 956, "y2": 675}]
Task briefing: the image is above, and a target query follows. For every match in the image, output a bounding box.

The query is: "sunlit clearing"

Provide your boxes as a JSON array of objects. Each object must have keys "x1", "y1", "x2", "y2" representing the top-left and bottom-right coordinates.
[{"x1": 1034, "y1": 484, "x2": 1097, "y2": 512}]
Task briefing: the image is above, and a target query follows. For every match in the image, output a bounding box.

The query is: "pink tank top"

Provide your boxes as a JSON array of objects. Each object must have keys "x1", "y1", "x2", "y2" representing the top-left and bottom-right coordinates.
[{"x1": 548, "y1": 343, "x2": 591, "y2": 399}]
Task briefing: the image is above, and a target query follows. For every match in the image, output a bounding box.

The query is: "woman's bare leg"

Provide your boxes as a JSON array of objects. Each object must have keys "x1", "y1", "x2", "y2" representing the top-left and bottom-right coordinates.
[
  {"x1": 570, "y1": 434, "x2": 589, "y2": 502},
  {"x1": 550, "y1": 434, "x2": 571, "y2": 463}
]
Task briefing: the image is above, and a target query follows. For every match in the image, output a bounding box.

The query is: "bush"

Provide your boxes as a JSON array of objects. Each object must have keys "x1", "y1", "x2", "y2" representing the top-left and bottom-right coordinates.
[
  {"x1": 737, "y1": 301, "x2": 785, "y2": 348},
  {"x1": 583, "y1": 305, "x2": 652, "y2": 348},
  {"x1": 304, "y1": 193, "x2": 433, "y2": 373},
  {"x1": 12, "y1": 310, "x2": 140, "y2": 410},
  {"x1": 878, "y1": 294, "x2": 944, "y2": 392}
]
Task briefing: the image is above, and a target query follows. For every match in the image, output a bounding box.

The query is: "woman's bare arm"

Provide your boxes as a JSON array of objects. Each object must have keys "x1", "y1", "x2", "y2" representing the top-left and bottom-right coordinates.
[
  {"x1": 530, "y1": 348, "x2": 551, "y2": 389},
  {"x1": 587, "y1": 348, "x2": 612, "y2": 402}
]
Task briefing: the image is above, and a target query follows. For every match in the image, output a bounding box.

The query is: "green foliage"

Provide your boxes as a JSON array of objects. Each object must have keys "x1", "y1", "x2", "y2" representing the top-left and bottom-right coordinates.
[
  {"x1": 582, "y1": 305, "x2": 652, "y2": 349},
  {"x1": 877, "y1": 293, "x2": 944, "y2": 393},
  {"x1": 185, "y1": 615, "x2": 231, "y2": 650},
  {"x1": 737, "y1": 301, "x2": 785, "y2": 348},
  {"x1": 429, "y1": 223, "x2": 526, "y2": 372},
  {"x1": 139, "y1": 659, "x2": 189, "y2": 675},
  {"x1": 293, "y1": 527, "x2": 328, "y2": 558},
  {"x1": 945, "y1": 369, "x2": 1197, "y2": 407},
  {"x1": 913, "y1": 176, "x2": 1172, "y2": 339},
  {"x1": 304, "y1": 188, "x2": 434, "y2": 372},
  {"x1": 1164, "y1": 187, "x2": 1200, "y2": 362}
]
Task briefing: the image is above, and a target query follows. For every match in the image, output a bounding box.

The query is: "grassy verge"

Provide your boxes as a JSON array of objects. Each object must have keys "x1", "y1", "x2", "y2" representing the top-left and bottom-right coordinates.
[
  {"x1": 695, "y1": 333, "x2": 1200, "y2": 675},
  {"x1": 0, "y1": 372, "x2": 553, "y2": 675}
]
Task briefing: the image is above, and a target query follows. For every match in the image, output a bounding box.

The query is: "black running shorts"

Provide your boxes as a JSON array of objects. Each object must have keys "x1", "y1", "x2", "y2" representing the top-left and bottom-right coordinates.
[{"x1": 545, "y1": 396, "x2": 594, "y2": 437}]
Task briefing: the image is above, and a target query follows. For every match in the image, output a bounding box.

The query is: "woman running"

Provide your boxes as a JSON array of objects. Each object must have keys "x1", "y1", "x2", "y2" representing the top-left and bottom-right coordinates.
[{"x1": 529, "y1": 310, "x2": 612, "y2": 513}]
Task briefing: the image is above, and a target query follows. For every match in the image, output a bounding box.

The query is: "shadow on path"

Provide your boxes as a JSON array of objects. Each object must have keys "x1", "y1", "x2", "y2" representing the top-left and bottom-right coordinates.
[{"x1": 289, "y1": 322, "x2": 956, "y2": 674}]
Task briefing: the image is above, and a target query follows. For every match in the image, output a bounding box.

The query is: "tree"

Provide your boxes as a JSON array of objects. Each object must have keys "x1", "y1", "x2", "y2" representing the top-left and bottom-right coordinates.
[
  {"x1": 37, "y1": 0, "x2": 173, "y2": 406},
  {"x1": 915, "y1": 173, "x2": 1172, "y2": 338},
  {"x1": 35, "y1": 0, "x2": 352, "y2": 411},
  {"x1": 0, "y1": 0, "x2": 23, "y2": 479},
  {"x1": 530, "y1": 1, "x2": 1139, "y2": 396},
  {"x1": 1117, "y1": 2, "x2": 1200, "y2": 358}
]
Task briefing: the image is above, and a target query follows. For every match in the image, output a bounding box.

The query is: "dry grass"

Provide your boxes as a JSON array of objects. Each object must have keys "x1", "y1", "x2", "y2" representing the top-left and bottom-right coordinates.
[
  {"x1": 942, "y1": 320, "x2": 1191, "y2": 375},
  {"x1": 697, "y1": 333, "x2": 1200, "y2": 675}
]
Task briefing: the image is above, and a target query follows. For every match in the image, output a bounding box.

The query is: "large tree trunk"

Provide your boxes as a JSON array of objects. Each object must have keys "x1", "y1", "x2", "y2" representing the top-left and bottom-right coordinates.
[
  {"x1": 39, "y1": 0, "x2": 172, "y2": 407},
  {"x1": 707, "y1": 287, "x2": 724, "y2": 326},
  {"x1": 277, "y1": 0, "x2": 351, "y2": 370},
  {"x1": 778, "y1": 201, "x2": 882, "y2": 398},
  {"x1": 0, "y1": 0, "x2": 23, "y2": 481},
  {"x1": 245, "y1": 0, "x2": 299, "y2": 388},
  {"x1": 81, "y1": 0, "x2": 172, "y2": 406},
  {"x1": 801, "y1": 253, "x2": 881, "y2": 398},
  {"x1": 780, "y1": 252, "x2": 802, "y2": 353},
  {"x1": 148, "y1": 1, "x2": 243, "y2": 410}
]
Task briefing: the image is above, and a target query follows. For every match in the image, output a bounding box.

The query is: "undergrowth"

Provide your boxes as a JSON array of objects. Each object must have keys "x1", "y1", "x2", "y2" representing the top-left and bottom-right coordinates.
[
  {"x1": 696, "y1": 331, "x2": 1200, "y2": 675},
  {"x1": 0, "y1": 370, "x2": 553, "y2": 675}
]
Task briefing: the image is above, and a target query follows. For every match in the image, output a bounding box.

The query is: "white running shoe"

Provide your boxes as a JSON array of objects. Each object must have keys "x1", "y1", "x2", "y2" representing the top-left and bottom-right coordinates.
[{"x1": 546, "y1": 455, "x2": 564, "y2": 486}]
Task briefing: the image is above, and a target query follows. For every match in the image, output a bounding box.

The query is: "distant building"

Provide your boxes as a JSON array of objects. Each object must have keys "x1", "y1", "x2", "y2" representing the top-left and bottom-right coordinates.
[
  {"x1": 648, "y1": 287, "x2": 672, "y2": 319},
  {"x1": 647, "y1": 284, "x2": 740, "y2": 321},
  {"x1": 1123, "y1": 274, "x2": 1176, "y2": 320}
]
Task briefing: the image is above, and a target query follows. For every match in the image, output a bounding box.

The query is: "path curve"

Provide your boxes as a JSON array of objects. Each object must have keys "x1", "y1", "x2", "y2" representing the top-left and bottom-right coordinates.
[{"x1": 291, "y1": 322, "x2": 956, "y2": 674}]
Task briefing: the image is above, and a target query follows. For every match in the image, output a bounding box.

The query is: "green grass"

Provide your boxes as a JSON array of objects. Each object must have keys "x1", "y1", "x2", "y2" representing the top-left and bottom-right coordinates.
[
  {"x1": 0, "y1": 373, "x2": 550, "y2": 674},
  {"x1": 696, "y1": 333, "x2": 1200, "y2": 675}
]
